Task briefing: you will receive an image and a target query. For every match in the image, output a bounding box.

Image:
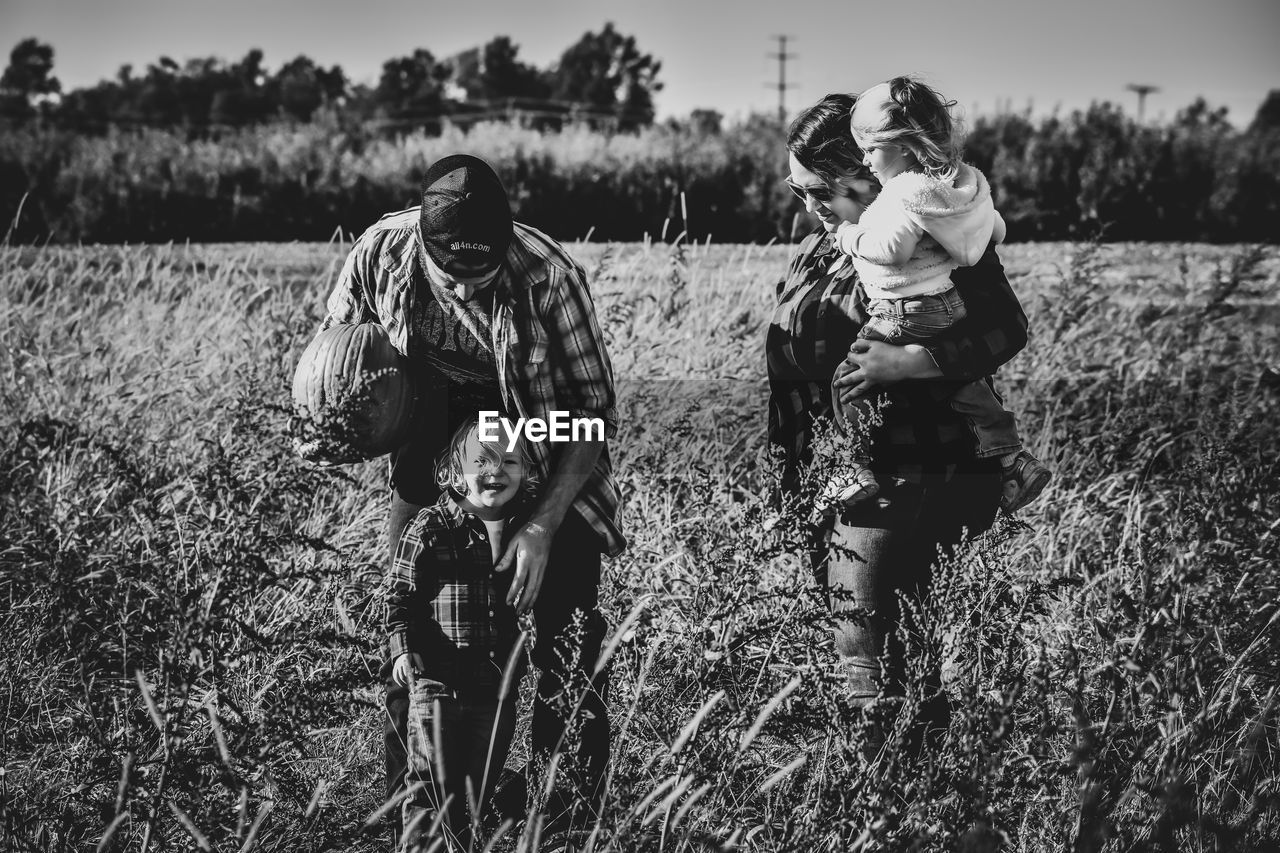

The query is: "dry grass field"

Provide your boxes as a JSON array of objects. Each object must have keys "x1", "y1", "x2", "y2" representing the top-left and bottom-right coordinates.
[{"x1": 2, "y1": 239, "x2": 1278, "y2": 852}]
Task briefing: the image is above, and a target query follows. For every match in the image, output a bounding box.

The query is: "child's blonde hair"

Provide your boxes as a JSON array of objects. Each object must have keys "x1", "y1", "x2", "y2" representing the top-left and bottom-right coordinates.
[
  {"x1": 851, "y1": 76, "x2": 962, "y2": 183},
  {"x1": 435, "y1": 416, "x2": 539, "y2": 498}
]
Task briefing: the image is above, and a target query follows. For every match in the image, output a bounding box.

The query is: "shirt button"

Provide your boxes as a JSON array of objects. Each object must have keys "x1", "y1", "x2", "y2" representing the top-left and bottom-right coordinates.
[{"x1": 489, "y1": 610, "x2": 495, "y2": 617}]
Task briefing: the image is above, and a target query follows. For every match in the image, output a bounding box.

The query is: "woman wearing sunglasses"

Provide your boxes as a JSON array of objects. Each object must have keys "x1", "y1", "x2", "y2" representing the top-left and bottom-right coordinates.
[{"x1": 768, "y1": 93, "x2": 1030, "y2": 733}]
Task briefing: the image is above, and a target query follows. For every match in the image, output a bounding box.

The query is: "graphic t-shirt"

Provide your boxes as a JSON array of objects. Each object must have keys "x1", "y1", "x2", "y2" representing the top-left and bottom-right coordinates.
[{"x1": 412, "y1": 275, "x2": 506, "y2": 431}]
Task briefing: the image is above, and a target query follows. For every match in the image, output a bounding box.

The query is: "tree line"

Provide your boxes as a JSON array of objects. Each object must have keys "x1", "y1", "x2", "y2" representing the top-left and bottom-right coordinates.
[
  {"x1": 2, "y1": 34, "x2": 1278, "y2": 244},
  {"x1": 0, "y1": 27, "x2": 663, "y2": 131}
]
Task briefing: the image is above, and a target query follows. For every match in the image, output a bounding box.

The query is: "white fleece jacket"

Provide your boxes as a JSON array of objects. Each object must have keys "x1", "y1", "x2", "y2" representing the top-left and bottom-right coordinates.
[{"x1": 834, "y1": 164, "x2": 1007, "y2": 300}]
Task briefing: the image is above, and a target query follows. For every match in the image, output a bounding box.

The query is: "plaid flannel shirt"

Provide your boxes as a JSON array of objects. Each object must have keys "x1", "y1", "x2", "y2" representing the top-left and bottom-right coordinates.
[
  {"x1": 767, "y1": 228, "x2": 1029, "y2": 489},
  {"x1": 385, "y1": 493, "x2": 521, "y2": 689},
  {"x1": 321, "y1": 208, "x2": 624, "y2": 556}
]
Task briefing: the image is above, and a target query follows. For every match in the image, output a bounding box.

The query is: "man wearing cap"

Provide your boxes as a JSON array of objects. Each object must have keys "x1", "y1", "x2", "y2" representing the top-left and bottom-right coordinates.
[{"x1": 317, "y1": 154, "x2": 623, "y2": 833}]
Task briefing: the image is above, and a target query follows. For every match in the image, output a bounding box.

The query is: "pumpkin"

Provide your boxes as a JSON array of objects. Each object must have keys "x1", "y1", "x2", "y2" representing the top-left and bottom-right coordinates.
[{"x1": 291, "y1": 323, "x2": 417, "y2": 463}]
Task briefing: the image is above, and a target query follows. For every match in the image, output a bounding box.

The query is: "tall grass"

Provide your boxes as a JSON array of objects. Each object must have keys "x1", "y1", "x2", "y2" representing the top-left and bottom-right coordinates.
[{"x1": 1, "y1": 240, "x2": 1278, "y2": 851}]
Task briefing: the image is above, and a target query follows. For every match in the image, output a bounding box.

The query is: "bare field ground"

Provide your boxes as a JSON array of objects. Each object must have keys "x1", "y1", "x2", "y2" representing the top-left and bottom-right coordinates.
[{"x1": 2, "y1": 240, "x2": 1278, "y2": 852}]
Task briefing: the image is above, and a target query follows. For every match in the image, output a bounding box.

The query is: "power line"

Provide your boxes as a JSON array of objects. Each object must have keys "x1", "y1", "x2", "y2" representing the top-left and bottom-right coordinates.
[{"x1": 767, "y1": 35, "x2": 796, "y2": 122}]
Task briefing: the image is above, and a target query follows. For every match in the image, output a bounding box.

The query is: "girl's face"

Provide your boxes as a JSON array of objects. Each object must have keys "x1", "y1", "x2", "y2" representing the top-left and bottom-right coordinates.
[
  {"x1": 458, "y1": 431, "x2": 526, "y2": 514},
  {"x1": 857, "y1": 139, "x2": 914, "y2": 184},
  {"x1": 850, "y1": 93, "x2": 915, "y2": 183},
  {"x1": 787, "y1": 152, "x2": 879, "y2": 232}
]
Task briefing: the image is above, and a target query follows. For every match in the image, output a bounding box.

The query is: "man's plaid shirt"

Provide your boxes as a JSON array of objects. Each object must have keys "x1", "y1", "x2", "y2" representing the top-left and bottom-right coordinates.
[
  {"x1": 386, "y1": 493, "x2": 521, "y2": 689},
  {"x1": 767, "y1": 228, "x2": 1030, "y2": 490},
  {"x1": 322, "y1": 209, "x2": 624, "y2": 556}
]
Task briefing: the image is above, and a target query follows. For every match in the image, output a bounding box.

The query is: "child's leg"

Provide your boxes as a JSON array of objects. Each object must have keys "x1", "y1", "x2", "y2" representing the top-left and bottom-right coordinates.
[
  {"x1": 950, "y1": 380, "x2": 1052, "y2": 514},
  {"x1": 943, "y1": 354, "x2": 1051, "y2": 513},
  {"x1": 823, "y1": 310, "x2": 902, "y2": 514},
  {"x1": 839, "y1": 290, "x2": 968, "y2": 436},
  {"x1": 402, "y1": 678, "x2": 468, "y2": 848},
  {"x1": 949, "y1": 379, "x2": 1022, "y2": 460},
  {"x1": 460, "y1": 691, "x2": 520, "y2": 828},
  {"x1": 872, "y1": 289, "x2": 1051, "y2": 513}
]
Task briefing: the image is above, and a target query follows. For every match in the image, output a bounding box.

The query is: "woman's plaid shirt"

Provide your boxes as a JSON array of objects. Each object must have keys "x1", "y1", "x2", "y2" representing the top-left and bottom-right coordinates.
[
  {"x1": 385, "y1": 493, "x2": 521, "y2": 688},
  {"x1": 321, "y1": 209, "x2": 624, "y2": 556},
  {"x1": 767, "y1": 228, "x2": 1030, "y2": 489}
]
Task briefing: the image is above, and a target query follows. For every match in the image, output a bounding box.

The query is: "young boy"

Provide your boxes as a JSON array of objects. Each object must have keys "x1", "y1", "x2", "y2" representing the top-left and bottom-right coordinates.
[{"x1": 387, "y1": 417, "x2": 538, "y2": 849}]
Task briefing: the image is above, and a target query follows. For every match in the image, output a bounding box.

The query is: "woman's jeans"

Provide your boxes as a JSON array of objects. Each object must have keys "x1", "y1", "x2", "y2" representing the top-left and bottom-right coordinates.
[{"x1": 820, "y1": 462, "x2": 1001, "y2": 702}]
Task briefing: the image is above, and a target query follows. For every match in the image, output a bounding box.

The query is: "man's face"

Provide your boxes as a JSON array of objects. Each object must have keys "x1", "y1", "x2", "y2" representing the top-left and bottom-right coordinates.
[{"x1": 425, "y1": 256, "x2": 502, "y2": 301}]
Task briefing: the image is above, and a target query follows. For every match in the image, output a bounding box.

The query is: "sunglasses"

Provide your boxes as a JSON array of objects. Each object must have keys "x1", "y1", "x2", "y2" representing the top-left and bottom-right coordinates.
[{"x1": 785, "y1": 178, "x2": 838, "y2": 204}]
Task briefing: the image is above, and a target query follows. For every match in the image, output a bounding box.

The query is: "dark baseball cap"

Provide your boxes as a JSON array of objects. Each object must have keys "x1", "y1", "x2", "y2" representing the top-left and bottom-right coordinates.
[{"x1": 419, "y1": 154, "x2": 513, "y2": 275}]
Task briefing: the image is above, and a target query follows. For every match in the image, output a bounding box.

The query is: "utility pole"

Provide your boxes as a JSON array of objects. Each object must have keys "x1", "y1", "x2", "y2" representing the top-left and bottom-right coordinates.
[
  {"x1": 1126, "y1": 83, "x2": 1160, "y2": 123},
  {"x1": 768, "y1": 35, "x2": 796, "y2": 122}
]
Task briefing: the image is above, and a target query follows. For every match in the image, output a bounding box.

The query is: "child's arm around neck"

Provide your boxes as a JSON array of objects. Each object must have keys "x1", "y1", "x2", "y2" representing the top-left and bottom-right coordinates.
[{"x1": 833, "y1": 172, "x2": 927, "y2": 267}]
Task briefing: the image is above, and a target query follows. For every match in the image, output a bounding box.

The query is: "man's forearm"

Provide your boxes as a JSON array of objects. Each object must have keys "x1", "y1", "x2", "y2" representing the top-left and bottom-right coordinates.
[{"x1": 530, "y1": 438, "x2": 604, "y2": 532}]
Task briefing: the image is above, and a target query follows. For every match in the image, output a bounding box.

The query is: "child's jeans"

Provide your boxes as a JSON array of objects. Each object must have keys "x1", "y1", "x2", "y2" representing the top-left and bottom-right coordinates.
[
  {"x1": 401, "y1": 676, "x2": 519, "y2": 850},
  {"x1": 842, "y1": 288, "x2": 1021, "y2": 460}
]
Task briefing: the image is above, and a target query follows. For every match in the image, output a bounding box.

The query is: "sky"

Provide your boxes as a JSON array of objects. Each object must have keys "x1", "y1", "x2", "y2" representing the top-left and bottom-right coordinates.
[{"x1": 3, "y1": 0, "x2": 1278, "y2": 126}]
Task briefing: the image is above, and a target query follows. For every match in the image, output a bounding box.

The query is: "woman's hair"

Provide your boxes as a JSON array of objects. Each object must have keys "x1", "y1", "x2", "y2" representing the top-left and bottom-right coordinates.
[
  {"x1": 787, "y1": 93, "x2": 873, "y2": 187},
  {"x1": 852, "y1": 76, "x2": 962, "y2": 182},
  {"x1": 435, "y1": 416, "x2": 539, "y2": 498}
]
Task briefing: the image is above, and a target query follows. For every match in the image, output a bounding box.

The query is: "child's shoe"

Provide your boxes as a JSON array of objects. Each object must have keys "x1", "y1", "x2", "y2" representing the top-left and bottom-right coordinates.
[
  {"x1": 815, "y1": 462, "x2": 880, "y2": 520},
  {"x1": 1000, "y1": 450, "x2": 1052, "y2": 514}
]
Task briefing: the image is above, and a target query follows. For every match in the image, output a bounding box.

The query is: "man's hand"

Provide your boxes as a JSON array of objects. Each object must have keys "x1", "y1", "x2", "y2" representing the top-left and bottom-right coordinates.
[
  {"x1": 833, "y1": 340, "x2": 941, "y2": 405},
  {"x1": 391, "y1": 652, "x2": 423, "y2": 686},
  {"x1": 495, "y1": 522, "x2": 555, "y2": 614},
  {"x1": 496, "y1": 437, "x2": 604, "y2": 614}
]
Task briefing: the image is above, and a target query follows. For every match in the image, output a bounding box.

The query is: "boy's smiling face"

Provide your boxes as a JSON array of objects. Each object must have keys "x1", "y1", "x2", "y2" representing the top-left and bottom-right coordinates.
[{"x1": 459, "y1": 431, "x2": 526, "y2": 514}]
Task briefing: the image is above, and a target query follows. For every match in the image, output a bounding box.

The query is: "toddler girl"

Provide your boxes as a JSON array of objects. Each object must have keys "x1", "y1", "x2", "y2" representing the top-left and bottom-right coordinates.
[{"x1": 827, "y1": 76, "x2": 1051, "y2": 514}]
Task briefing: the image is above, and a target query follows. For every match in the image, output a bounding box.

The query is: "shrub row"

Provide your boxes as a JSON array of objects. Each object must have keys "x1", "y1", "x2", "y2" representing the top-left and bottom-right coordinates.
[{"x1": 2, "y1": 102, "x2": 1278, "y2": 244}]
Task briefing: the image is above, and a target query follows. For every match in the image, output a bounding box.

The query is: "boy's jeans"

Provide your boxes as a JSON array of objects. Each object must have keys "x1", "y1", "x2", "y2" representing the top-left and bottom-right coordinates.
[
  {"x1": 401, "y1": 677, "x2": 519, "y2": 849},
  {"x1": 841, "y1": 288, "x2": 1021, "y2": 460}
]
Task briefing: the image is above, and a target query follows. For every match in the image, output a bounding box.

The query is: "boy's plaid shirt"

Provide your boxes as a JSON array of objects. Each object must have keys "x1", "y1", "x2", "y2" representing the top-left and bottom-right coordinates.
[
  {"x1": 385, "y1": 493, "x2": 521, "y2": 687},
  {"x1": 768, "y1": 228, "x2": 1030, "y2": 488},
  {"x1": 322, "y1": 209, "x2": 625, "y2": 556}
]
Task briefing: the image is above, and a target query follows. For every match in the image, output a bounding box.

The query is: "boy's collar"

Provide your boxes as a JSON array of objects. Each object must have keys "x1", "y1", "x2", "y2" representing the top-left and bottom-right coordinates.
[{"x1": 441, "y1": 489, "x2": 530, "y2": 523}]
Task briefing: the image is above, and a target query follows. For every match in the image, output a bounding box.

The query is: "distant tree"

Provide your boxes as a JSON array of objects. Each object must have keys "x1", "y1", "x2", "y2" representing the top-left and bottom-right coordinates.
[
  {"x1": 549, "y1": 23, "x2": 662, "y2": 129},
  {"x1": 71, "y1": 49, "x2": 270, "y2": 127},
  {"x1": 209, "y1": 49, "x2": 272, "y2": 125},
  {"x1": 1173, "y1": 96, "x2": 1231, "y2": 131},
  {"x1": 1248, "y1": 89, "x2": 1280, "y2": 135},
  {"x1": 688, "y1": 108, "x2": 723, "y2": 135},
  {"x1": 374, "y1": 49, "x2": 452, "y2": 118},
  {"x1": 454, "y1": 36, "x2": 550, "y2": 104},
  {"x1": 268, "y1": 56, "x2": 347, "y2": 122},
  {"x1": 133, "y1": 56, "x2": 185, "y2": 125},
  {"x1": 60, "y1": 51, "x2": 343, "y2": 129},
  {"x1": 1, "y1": 38, "x2": 61, "y2": 99},
  {"x1": 1, "y1": 38, "x2": 61, "y2": 118},
  {"x1": 58, "y1": 67, "x2": 131, "y2": 126}
]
